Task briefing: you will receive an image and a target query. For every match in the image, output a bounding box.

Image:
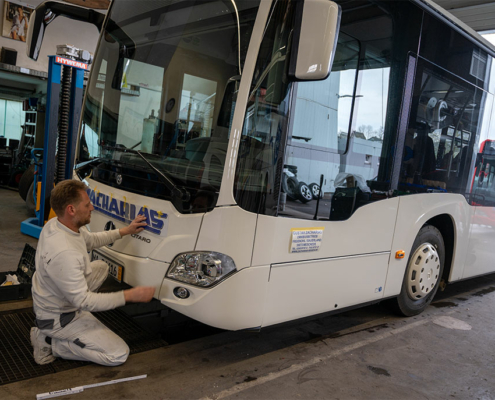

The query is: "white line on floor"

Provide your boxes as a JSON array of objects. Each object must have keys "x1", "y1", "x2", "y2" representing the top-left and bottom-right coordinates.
[{"x1": 201, "y1": 316, "x2": 441, "y2": 400}]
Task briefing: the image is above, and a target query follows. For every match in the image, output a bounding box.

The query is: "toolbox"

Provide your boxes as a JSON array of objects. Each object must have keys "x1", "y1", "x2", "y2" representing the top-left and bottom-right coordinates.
[{"x1": 0, "y1": 244, "x2": 36, "y2": 301}]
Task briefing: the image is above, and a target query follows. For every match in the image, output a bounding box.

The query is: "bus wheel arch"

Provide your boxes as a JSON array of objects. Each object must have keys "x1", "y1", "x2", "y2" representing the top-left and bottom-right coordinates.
[
  {"x1": 424, "y1": 214, "x2": 455, "y2": 288},
  {"x1": 394, "y1": 224, "x2": 446, "y2": 317}
]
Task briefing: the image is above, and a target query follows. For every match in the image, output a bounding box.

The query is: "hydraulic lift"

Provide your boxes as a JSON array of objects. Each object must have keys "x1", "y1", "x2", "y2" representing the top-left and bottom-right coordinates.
[{"x1": 21, "y1": 45, "x2": 92, "y2": 238}]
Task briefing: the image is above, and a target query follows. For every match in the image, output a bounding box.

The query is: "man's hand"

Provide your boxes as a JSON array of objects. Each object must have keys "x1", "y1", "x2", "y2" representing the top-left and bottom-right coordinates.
[
  {"x1": 119, "y1": 215, "x2": 147, "y2": 237},
  {"x1": 124, "y1": 286, "x2": 155, "y2": 303}
]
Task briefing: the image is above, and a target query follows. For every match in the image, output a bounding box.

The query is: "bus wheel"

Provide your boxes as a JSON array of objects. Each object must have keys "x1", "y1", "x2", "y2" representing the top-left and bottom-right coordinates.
[
  {"x1": 309, "y1": 183, "x2": 321, "y2": 199},
  {"x1": 395, "y1": 225, "x2": 445, "y2": 317},
  {"x1": 297, "y1": 182, "x2": 313, "y2": 203}
]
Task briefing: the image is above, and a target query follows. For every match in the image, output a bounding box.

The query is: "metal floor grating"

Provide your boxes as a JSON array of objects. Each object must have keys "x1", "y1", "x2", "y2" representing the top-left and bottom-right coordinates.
[
  {"x1": 93, "y1": 308, "x2": 167, "y2": 354},
  {"x1": 0, "y1": 308, "x2": 167, "y2": 386},
  {"x1": 0, "y1": 312, "x2": 53, "y2": 384}
]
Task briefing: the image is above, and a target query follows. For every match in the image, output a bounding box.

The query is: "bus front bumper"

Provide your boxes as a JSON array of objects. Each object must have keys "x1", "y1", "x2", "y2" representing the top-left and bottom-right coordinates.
[{"x1": 159, "y1": 266, "x2": 270, "y2": 331}]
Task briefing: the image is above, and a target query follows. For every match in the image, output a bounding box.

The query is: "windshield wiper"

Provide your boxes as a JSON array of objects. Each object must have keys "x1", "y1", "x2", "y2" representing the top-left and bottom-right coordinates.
[
  {"x1": 100, "y1": 144, "x2": 191, "y2": 202},
  {"x1": 75, "y1": 157, "x2": 102, "y2": 170},
  {"x1": 74, "y1": 157, "x2": 103, "y2": 180},
  {"x1": 136, "y1": 150, "x2": 191, "y2": 202}
]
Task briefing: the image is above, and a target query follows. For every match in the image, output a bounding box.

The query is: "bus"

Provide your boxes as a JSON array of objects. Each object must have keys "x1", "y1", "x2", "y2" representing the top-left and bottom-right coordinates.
[{"x1": 27, "y1": 0, "x2": 495, "y2": 330}]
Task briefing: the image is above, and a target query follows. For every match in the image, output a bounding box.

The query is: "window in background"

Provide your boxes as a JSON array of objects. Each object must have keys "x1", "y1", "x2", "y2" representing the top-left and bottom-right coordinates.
[
  {"x1": 0, "y1": 99, "x2": 25, "y2": 141},
  {"x1": 178, "y1": 74, "x2": 217, "y2": 145}
]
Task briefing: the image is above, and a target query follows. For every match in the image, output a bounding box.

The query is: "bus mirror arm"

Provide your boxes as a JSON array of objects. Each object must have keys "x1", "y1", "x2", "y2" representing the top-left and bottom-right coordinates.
[{"x1": 27, "y1": 1, "x2": 106, "y2": 61}]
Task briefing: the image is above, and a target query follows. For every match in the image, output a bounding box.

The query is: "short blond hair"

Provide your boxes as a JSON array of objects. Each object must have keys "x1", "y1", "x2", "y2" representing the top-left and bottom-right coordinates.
[{"x1": 50, "y1": 180, "x2": 87, "y2": 216}]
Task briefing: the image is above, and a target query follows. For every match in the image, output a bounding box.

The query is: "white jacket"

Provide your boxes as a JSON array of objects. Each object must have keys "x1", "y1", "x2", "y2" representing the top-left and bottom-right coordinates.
[{"x1": 32, "y1": 218, "x2": 125, "y2": 315}]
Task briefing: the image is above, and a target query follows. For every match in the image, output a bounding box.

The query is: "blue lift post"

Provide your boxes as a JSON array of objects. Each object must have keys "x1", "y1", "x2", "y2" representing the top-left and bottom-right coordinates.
[{"x1": 21, "y1": 55, "x2": 86, "y2": 238}]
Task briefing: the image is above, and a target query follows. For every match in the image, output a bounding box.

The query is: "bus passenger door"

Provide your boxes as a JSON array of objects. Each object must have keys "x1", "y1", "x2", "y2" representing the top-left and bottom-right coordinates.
[
  {"x1": 466, "y1": 140, "x2": 495, "y2": 278},
  {"x1": 231, "y1": 0, "x2": 422, "y2": 327},
  {"x1": 248, "y1": 19, "x2": 401, "y2": 327}
]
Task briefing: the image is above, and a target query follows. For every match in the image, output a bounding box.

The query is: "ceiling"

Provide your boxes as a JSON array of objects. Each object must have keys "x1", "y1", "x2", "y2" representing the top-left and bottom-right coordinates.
[{"x1": 433, "y1": 0, "x2": 495, "y2": 31}]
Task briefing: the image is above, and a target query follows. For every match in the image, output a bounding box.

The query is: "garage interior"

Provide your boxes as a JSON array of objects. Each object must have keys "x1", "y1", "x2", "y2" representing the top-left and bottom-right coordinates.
[{"x1": 2, "y1": 0, "x2": 495, "y2": 399}]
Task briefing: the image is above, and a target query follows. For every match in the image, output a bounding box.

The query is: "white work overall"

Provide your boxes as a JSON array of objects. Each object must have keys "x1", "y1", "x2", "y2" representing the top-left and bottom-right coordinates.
[{"x1": 34, "y1": 261, "x2": 129, "y2": 366}]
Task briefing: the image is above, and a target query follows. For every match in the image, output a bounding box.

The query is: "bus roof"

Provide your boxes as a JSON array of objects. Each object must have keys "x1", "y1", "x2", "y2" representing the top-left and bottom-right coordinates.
[{"x1": 414, "y1": 0, "x2": 495, "y2": 58}]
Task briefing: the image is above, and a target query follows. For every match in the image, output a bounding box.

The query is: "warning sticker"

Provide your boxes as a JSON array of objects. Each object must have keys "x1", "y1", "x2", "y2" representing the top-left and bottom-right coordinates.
[{"x1": 289, "y1": 227, "x2": 324, "y2": 253}]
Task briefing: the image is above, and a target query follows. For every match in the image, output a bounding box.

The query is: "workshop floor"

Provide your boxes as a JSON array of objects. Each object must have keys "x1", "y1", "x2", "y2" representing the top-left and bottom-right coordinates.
[
  {"x1": 0, "y1": 188, "x2": 38, "y2": 273},
  {"x1": 2, "y1": 187, "x2": 495, "y2": 400}
]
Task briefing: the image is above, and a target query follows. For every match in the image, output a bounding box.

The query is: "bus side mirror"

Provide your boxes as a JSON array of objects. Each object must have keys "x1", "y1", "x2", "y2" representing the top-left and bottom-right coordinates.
[
  {"x1": 288, "y1": 0, "x2": 341, "y2": 81},
  {"x1": 26, "y1": 1, "x2": 105, "y2": 60}
]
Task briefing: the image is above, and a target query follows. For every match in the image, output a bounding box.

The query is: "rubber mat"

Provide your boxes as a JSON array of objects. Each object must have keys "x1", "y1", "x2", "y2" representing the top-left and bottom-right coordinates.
[{"x1": 0, "y1": 308, "x2": 167, "y2": 386}]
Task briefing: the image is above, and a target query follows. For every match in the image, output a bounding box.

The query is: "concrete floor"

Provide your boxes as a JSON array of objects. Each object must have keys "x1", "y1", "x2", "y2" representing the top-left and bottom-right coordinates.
[
  {"x1": 0, "y1": 188, "x2": 38, "y2": 273},
  {"x1": 2, "y1": 187, "x2": 495, "y2": 399}
]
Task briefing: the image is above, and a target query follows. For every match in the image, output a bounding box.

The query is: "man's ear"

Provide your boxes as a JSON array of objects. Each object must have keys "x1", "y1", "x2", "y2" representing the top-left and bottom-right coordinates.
[{"x1": 66, "y1": 204, "x2": 76, "y2": 217}]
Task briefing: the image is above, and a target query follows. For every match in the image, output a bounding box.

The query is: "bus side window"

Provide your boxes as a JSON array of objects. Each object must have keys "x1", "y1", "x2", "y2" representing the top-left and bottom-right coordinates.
[
  {"x1": 399, "y1": 61, "x2": 484, "y2": 196},
  {"x1": 234, "y1": 0, "x2": 295, "y2": 215},
  {"x1": 472, "y1": 141, "x2": 495, "y2": 206},
  {"x1": 282, "y1": 3, "x2": 394, "y2": 221}
]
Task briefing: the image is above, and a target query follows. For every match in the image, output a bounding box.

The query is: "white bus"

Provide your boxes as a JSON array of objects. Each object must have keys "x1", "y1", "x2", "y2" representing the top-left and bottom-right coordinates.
[{"x1": 28, "y1": 0, "x2": 495, "y2": 330}]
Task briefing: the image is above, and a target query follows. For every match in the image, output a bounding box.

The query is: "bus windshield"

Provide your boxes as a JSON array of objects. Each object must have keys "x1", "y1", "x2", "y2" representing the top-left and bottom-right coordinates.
[{"x1": 78, "y1": 0, "x2": 261, "y2": 213}]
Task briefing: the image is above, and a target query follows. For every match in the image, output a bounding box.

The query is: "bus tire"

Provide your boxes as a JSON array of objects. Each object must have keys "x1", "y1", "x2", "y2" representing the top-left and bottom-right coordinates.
[
  {"x1": 285, "y1": 176, "x2": 298, "y2": 201},
  {"x1": 19, "y1": 164, "x2": 35, "y2": 201},
  {"x1": 26, "y1": 181, "x2": 36, "y2": 216},
  {"x1": 9, "y1": 167, "x2": 25, "y2": 188},
  {"x1": 394, "y1": 225, "x2": 445, "y2": 317}
]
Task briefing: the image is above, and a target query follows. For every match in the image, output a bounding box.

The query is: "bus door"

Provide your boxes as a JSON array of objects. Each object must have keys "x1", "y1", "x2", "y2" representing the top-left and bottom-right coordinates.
[
  {"x1": 466, "y1": 138, "x2": 495, "y2": 277},
  {"x1": 232, "y1": 0, "x2": 411, "y2": 327}
]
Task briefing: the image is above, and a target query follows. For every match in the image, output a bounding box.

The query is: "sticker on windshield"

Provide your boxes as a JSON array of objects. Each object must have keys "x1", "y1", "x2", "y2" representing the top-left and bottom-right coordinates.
[
  {"x1": 289, "y1": 228, "x2": 324, "y2": 253},
  {"x1": 86, "y1": 187, "x2": 168, "y2": 236}
]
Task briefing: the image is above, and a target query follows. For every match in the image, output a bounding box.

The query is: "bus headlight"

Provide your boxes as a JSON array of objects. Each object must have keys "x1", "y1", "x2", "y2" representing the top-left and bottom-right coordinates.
[{"x1": 167, "y1": 252, "x2": 237, "y2": 287}]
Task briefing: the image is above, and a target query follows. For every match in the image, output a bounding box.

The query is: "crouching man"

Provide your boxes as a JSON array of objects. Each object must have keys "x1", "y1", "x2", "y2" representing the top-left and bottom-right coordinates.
[{"x1": 30, "y1": 180, "x2": 155, "y2": 366}]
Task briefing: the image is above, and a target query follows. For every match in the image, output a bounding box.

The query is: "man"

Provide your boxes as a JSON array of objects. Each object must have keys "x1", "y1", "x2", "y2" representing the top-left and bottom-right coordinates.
[{"x1": 30, "y1": 180, "x2": 155, "y2": 366}]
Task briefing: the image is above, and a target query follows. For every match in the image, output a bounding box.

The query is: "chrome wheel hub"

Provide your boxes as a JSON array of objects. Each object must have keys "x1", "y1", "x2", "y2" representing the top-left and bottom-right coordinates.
[
  {"x1": 301, "y1": 186, "x2": 312, "y2": 200},
  {"x1": 406, "y1": 243, "x2": 440, "y2": 300}
]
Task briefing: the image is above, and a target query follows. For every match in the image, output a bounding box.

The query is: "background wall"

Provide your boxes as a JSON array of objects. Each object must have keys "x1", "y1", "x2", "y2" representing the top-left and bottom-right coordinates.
[{"x1": 0, "y1": 0, "x2": 102, "y2": 72}]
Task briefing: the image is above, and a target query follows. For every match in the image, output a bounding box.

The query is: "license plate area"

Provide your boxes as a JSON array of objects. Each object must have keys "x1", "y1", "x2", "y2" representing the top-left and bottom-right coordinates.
[{"x1": 91, "y1": 251, "x2": 124, "y2": 283}]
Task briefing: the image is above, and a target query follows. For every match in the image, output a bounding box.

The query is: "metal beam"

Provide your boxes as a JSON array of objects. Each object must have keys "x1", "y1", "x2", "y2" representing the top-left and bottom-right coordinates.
[
  {"x1": 63, "y1": 0, "x2": 110, "y2": 9},
  {"x1": 434, "y1": 0, "x2": 495, "y2": 11},
  {"x1": 432, "y1": 0, "x2": 495, "y2": 31}
]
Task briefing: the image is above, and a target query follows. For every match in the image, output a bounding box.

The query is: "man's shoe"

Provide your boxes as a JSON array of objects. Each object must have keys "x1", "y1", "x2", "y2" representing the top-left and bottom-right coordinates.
[{"x1": 30, "y1": 327, "x2": 56, "y2": 365}]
